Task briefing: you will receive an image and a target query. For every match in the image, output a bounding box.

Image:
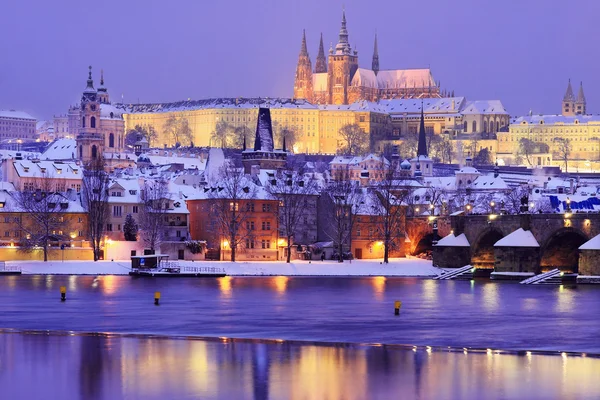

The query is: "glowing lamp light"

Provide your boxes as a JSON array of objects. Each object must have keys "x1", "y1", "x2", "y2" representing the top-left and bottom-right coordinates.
[
  {"x1": 529, "y1": 202, "x2": 535, "y2": 208},
  {"x1": 564, "y1": 212, "x2": 572, "y2": 219},
  {"x1": 222, "y1": 240, "x2": 229, "y2": 248},
  {"x1": 278, "y1": 239, "x2": 286, "y2": 246},
  {"x1": 375, "y1": 241, "x2": 384, "y2": 247},
  {"x1": 106, "y1": 239, "x2": 113, "y2": 245},
  {"x1": 585, "y1": 219, "x2": 591, "y2": 226},
  {"x1": 70, "y1": 233, "x2": 76, "y2": 239},
  {"x1": 488, "y1": 214, "x2": 497, "y2": 220},
  {"x1": 490, "y1": 201, "x2": 495, "y2": 207},
  {"x1": 10, "y1": 242, "x2": 14, "y2": 247},
  {"x1": 415, "y1": 207, "x2": 420, "y2": 213},
  {"x1": 466, "y1": 204, "x2": 472, "y2": 211}
]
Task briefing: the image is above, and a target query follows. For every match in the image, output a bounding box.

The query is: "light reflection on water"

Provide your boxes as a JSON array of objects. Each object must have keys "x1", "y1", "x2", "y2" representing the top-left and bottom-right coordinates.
[
  {"x1": 0, "y1": 333, "x2": 599, "y2": 400},
  {"x1": 1, "y1": 276, "x2": 600, "y2": 352}
]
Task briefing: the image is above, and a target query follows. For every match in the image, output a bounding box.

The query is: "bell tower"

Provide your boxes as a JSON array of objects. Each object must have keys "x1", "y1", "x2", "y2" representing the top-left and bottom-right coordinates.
[
  {"x1": 327, "y1": 10, "x2": 359, "y2": 105},
  {"x1": 576, "y1": 81, "x2": 586, "y2": 115},
  {"x1": 562, "y1": 79, "x2": 576, "y2": 117},
  {"x1": 76, "y1": 66, "x2": 104, "y2": 163},
  {"x1": 293, "y1": 30, "x2": 313, "y2": 101}
]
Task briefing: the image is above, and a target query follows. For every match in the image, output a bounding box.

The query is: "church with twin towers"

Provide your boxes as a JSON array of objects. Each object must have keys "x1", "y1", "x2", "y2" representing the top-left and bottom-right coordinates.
[{"x1": 293, "y1": 10, "x2": 443, "y2": 105}]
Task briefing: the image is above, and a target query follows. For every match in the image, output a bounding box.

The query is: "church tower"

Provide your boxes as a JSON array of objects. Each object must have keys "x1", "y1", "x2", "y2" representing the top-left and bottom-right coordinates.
[
  {"x1": 372, "y1": 34, "x2": 380, "y2": 76},
  {"x1": 562, "y1": 79, "x2": 576, "y2": 117},
  {"x1": 576, "y1": 81, "x2": 586, "y2": 115},
  {"x1": 97, "y1": 69, "x2": 110, "y2": 104},
  {"x1": 77, "y1": 66, "x2": 104, "y2": 163},
  {"x1": 293, "y1": 30, "x2": 313, "y2": 101},
  {"x1": 315, "y1": 33, "x2": 327, "y2": 73},
  {"x1": 327, "y1": 10, "x2": 359, "y2": 105}
]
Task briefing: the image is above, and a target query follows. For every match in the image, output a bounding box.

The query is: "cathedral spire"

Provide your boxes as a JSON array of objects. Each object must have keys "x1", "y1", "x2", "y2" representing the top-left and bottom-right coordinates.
[
  {"x1": 563, "y1": 79, "x2": 575, "y2": 101},
  {"x1": 335, "y1": 8, "x2": 350, "y2": 54},
  {"x1": 577, "y1": 81, "x2": 586, "y2": 103},
  {"x1": 300, "y1": 29, "x2": 309, "y2": 57},
  {"x1": 417, "y1": 101, "x2": 428, "y2": 158},
  {"x1": 372, "y1": 33, "x2": 380, "y2": 75},
  {"x1": 100, "y1": 69, "x2": 104, "y2": 86},
  {"x1": 315, "y1": 33, "x2": 327, "y2": 73}
]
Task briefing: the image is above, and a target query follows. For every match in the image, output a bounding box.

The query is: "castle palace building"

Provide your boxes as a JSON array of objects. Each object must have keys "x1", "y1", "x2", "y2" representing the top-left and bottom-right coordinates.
[{"x1": 293, "y1": 11, "x2": 442, "y2": 106}]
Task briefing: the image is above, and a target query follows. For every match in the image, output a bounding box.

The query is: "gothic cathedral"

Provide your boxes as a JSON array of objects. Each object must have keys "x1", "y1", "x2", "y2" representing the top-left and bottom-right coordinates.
[{"x1": 294, "y1": 10, "x2": 442, "y2": 105}]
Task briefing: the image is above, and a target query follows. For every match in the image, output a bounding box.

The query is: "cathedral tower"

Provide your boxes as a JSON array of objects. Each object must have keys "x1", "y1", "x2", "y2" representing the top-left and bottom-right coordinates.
[
  {"x1": 562, "y1": 79, "x2": 576, "y2": 117},
  {"x1": 576, "y1": 81, "x2": 586, "y2": 115},
  {"x1": 372, "y1": 34, "x2": 380, "y2": 76},
  {"x1": 315, "y1": 33, "x2": 327, "y2": 73},
  {"x1": 293, "y1": 30, "x2": 313, "y2": 101},
  {"x1": 327, "y1": 10, "x2": 359, "y2": 105},
  {"x1": 77, "y1": 66, "x2": 104, "y2": 163}
]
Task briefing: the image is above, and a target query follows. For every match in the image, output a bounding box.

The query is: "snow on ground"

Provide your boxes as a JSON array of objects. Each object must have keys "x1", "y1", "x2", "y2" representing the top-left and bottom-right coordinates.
[{"x1": 5, "y1": 258, "x2": 441, "y2": 277}]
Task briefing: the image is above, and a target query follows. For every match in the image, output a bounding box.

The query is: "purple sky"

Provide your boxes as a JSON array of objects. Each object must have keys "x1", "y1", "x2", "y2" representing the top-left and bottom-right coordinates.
[{"x1": 1, "y1": 0, "x2": 598, "y2": 120}]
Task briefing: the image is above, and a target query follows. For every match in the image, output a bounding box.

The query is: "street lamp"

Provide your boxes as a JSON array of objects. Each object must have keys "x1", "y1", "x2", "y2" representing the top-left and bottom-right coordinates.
[
  {"x1": 490, "y1": 201, "x2": 496, "y2": 214},
  {"x1": 466, "y1": 204, "x2": 472, "y2": 214}
]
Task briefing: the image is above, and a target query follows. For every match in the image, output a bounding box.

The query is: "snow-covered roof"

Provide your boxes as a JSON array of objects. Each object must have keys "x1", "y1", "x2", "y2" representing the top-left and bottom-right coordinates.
[
  {"x1": 100, "y1": 103, "x2": 124, "y2": 120},
  {"x1": 42, "y1": 138, "x2": 77, "y2": 160},
  {"x1": 0, "y1": 110, "x2": 36, "y2": 120},
  {"x1": 470, "y1": 175, "x2": 509, "y2": 191},
  {"x1": 383, "y1": 97, "x2": 465, "y2": 114},
  {"x1": 580, "y1": 234, "x2": 600, "y2": 250},
  {"x1": 436, "y1": 233, "x2": 470, "y2": 247},
  {"x1": 11, "y1": 159, "x2": 81, "y2": 180},
  {"x1": 351, "y1": 68, "x2": 437, "y2": 90},
  {"x1": 511, "y1": 114, "x2": 600, "y2": 125},
  {"x1": 457, "y1": 166, "x2": 479, "y2": 174},
  {"x1": 494, "y1": 228, "x2": 539, "y2": 247},
  {"x1": 461, "y1": 100, "x2": 507, "y2": 115},
  {"x1": 118, "y1": 98, "x2": 317, "y2": 114}
]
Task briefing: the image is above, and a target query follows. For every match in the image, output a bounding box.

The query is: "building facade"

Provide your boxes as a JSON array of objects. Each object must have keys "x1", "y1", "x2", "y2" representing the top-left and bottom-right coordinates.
[{"x1": 0, "y1": 110, "x2": 36, "y2": 142}]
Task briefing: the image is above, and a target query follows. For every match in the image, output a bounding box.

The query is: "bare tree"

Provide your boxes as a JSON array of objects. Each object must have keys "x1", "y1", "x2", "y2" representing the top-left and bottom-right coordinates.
[
  {"x1": 325, "y1": 166, "x2": 364, "y2": 262},
  {"x1": 555, "y1": 138, "x2": 572, "y2": 172},
  {"x1": 503, "y1": 185, "x2": 529, "y2": 214},
  {"x1": 11, "y1": 175, "x2": 69, "y2": 261},
  {"x1": 82, "y1": 158, "x2": 109, "y2": 261},
  {"x1": 164, "y1": 116, "x2": 193, "y2": 147},
  {"x1": 208, "y1": 166, "x2": 257, "y2": 262},
  {"x1": 339, "y1": 124, "x2": 369, "y2": 155},
  {"x1": 397, "y1": 132, "x2": 419, "y2": 160},
  {"x1": 369, "y1": 164, "x2": 406, "y2": 263},
  {"x1": 139, "y1": 179, "x2": 170, "y2": 253},
  {"x1": 210, "y1": 120, "x2": 234, "y2": 148},
  {"x1": 266, "y1": 165, "x2": 318, "y2": 263},
  {"x1": 233, "y1": 125, "x2": 253, "y2": 149}
]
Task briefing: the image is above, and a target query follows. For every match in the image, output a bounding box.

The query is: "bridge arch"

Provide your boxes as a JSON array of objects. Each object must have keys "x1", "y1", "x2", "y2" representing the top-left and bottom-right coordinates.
[
  {"x1": 413, "y1": 233, "x2": 435, "y2": 256},
  {"x1": 540, "y1": 227, "x2": 587, "y2": 273},
  {"x1": 471, "y1": 227, "x2": 504, "y2": 269}
]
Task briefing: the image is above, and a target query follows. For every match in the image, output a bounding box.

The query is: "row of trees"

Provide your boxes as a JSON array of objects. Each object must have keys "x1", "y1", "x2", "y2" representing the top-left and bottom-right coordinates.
[
  {"x1": 209, "y1": 120, "x2": 299, "y2": 151},
  {"x1": 10, "y1": 159, "x2": 172, "y2": 261}
]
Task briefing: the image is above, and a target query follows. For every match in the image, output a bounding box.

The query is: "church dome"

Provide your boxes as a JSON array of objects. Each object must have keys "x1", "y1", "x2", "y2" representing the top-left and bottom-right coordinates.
[
  {"x1": 100, "y1": 104, "x2": 123, "y2": 120},
  {"x1": 400, "y1": 160, "x2": 411, "y2": 170}
]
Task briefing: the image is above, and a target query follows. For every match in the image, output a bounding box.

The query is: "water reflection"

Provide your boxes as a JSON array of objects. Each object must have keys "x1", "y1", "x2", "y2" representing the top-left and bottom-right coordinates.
[
  {"x1": 272, "y1": 276, "x2": 288, "y2": 295},
  {"x1": 218, "y1": 276, "x2": 232, "y2": 298},
  {"x1": 1, "y1": 333, "x2": 599, "y2": 400},
  {"x1": 100, "y1": 275, "x2": 120, "y2": 295},
  {"x1": 556, "y1": 285, "x2": 575, "y2": 313},
  {"x1": 371, "y1": 276, "x2": 386, "y2": 300},
  {"x1": 481, "y1": 283, "x2": 499, "y2": 312}
]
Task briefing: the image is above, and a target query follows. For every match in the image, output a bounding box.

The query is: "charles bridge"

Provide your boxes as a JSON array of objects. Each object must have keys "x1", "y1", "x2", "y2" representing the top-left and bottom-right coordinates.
[{"x1": 408, "y1": 212, "x2": 600, "y2": 276}]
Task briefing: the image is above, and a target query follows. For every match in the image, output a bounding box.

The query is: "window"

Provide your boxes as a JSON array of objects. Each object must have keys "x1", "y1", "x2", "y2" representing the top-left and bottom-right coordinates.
[
  {"x1": 90, "y1": 116, "x2": 96, "y2": 128},
  {"x1": 176, "y1": 230, "x2": 181, "y2": 237},
  {"x1": 357, "y1": 229, "x2": 361, "y2": 237},
  {"x1": 262, "y1": 221, "x2": 271, "y2": 230},
  {"x1": 261, "y1": 240, "x2": 271, "y2": 249},
  {"x1": 246, "y1": 221, "x2": 255, "y2": 231},
  {"x1": 262, "y1": 204, "x2": 271, "y2": 212},
  {"x1": 78, "y1": 217, "x2": 83, "y2": 223},
  {"x1": 246, "y1": 202, "x2": 255, "y2": 212},
  {"x1": 111, "y1": 191, "x2": 122, "y2": 197},
  {"x1": 229, "y1": 202, "x2": 239, "y2": 212},
  {"x1": 4, "y1": 217, "x2": 8, "y2": 223},
  {"x1": 91, "y1": 145, "x2": 97, "y2": 159},
  {"x1": 472, "y1": 121, "x2": 477, "y2": 133},
  {"x1": 113, "y1": 206, "x2": 122, "y2": 217},
  {"x1": 246, "y1": 239, "x2": 255, "y2": 249},
  {"x1": 109, "y1": 133, "x2": 115, "y2": 148},
  {"x1": 78, "y1": 231, "x2": 83, "y2": 237},
  {"x1": 4, "y1": 231, "x2": 9, "y2": 237},
  {"x1": 106, "y1": 224, "x2": 113, "y2": 232},
  {"x1": 463, "y1": 121, "x2": 468, "y2": 131},
  {"x1": 82, "y1": 118, "x2": 86, "y2": 128},
  {"x1": 133, "y1": 206, "x2": 138, "y2": 213}
]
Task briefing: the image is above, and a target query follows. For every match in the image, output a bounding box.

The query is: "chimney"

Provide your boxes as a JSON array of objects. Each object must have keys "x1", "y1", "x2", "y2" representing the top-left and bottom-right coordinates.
[{"x1": 451, "y1": 99, "x2": 455, "y2": 110}]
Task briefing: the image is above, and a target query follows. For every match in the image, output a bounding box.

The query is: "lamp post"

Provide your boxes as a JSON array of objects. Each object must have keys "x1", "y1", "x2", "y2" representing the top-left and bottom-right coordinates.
[
  {"x1": 566, "y1": 197, "x2": 572, "y2": 213},
  {"x1": 490, "y1": 201, "x2": 496, "y2": 214}
]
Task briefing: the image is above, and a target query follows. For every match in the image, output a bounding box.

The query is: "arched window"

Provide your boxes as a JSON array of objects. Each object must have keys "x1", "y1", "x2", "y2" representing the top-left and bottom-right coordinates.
[
  {"x1": 472, "y1": 121, "x2": 477, "y2": 133},
  {"x1": 79, "y1": 145, "x2": 83, "y2": 159},
  {"x1": 463, "y1": 121, "x2": 468, "y2": 132},
  {"x1": 90, "y1": 116, "x2": 96, "y2": 128},
  {"x1": 82, "y1": 118, "x2": 86, "y2": 128},
  {"x1": 483, "y1": 121, "x2": 487, "y2": 133},
  {"x1": 496, "y1": 120, "x2": 500, "y2": 132},
  {"x1": 109, "y1": 133, "x2": 115, "y2": 148},
  {"x1": 91, "y1": 145, "x2": 97, "y2": 159}
]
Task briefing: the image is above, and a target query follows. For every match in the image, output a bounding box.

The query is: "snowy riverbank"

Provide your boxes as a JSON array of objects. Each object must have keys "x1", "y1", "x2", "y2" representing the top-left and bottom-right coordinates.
[{"x1": 5, "y1": 258, "x2": 441, "y2": 277}]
